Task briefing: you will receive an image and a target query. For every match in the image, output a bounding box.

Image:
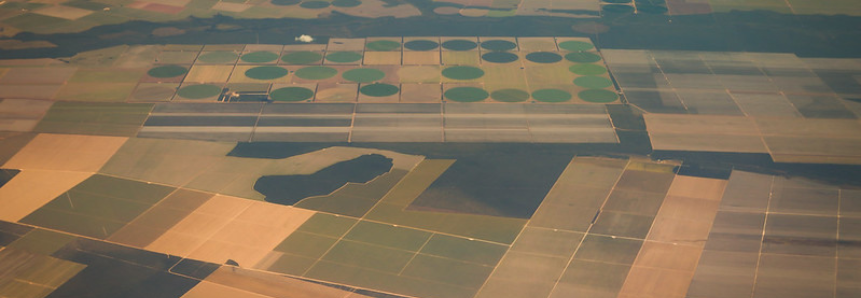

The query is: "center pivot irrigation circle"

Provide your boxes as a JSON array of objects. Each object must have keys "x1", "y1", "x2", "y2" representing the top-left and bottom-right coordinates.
[
  {"x1": 569, "y1": 64, "x2": 608, "y2": 75},
  {"x1": 525, "y1": 52, "x2": 563, "y2": 63},
  {"x1": 241, "y1": 51, "x2": 279, "y2": 63},
  {"x1": 404, "y1": 40, "x2": 439, "y2": 51},
  {"x1": 442, "y1": 66, "x2": 484, "y2": 80},
  {"x1": 558, "y1": 40, "x2": 595, "y2": 51},
  {"x1": 481, "y1": 52, "x2": 519, "y2": 63},
  {"x1": 360, "y1": 83, "x2": 400, "y2": 97},
  {"x1": 177, "y1": 84, "x2": 222, "y2": 99},
  {"x1": 445, "y1": 87, "x2": 489, "y2": 102},
  {"x1": 342, "y1": 68, "x2": 386, "y2": 83},
  {"x1": 441, "y1": 40, "x2": 478, "y2": 51},
  {"x1": 270, "y1": 87, "x2": 315, "y2": 101},
  {"x1": 480, "y1": 40, "x2": 517, "y2": 51},
  {"x1": 565, "y1": 52, "x2": 602, "y2": 63},
  {"x1": 245, "y1": 66, "x2": 289, "y2": 80},
  {"x1": 532, "y1": 89, "x2": 572, "y2": 102},
  {"x1": 294, "y1": 66, "x2": 338, "y2": 80},
  {"x1": 147, "y1": 65, "x2": 187, "y2": 78},
  {"x1": 491, "y1": 89, "x2": 529, "y2": 102}
]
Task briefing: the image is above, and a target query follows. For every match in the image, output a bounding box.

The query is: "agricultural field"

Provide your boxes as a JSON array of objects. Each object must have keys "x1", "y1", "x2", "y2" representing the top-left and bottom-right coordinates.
[{"x1": 0, "y1": 0, "x2": 860, "y2": 297}]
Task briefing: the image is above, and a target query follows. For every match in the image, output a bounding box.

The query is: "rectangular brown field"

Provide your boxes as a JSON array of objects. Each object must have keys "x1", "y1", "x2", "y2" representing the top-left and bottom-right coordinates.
[
  {"x1": 33, "y1": 5, "x2": 93, "y2": 20},
  {"x1": 482, "y1": 64, "x2": 528, "y2": 90},
  {"x1": 3, "y1": 133, "x2": 128, "y2": 172},
  {"x1": 618, "y1": 266, "x2": 695, "y2": 298},
  {"x1": 185, "y1": 65, "x2": 236, "y2": 83},
  {"x1": 181, "y1": 281, "x2": 271, "y2": 298},
  {"x1": 140, "y1": 3, "x2": 186, "y2": 14},
  {"x1": 401, "y1": 84, "x2": 442, "y2": 102},
  {"x1": 517, "y1": 37, "x2": 558, "y2": 51},
  {"x1": 54, "y1": 83, "x2": 137, "y2": 102},
  {"x1": 0, "y1": 170, "x2": 92, "y2": 222},
  {"x1": 764, "y1": 136, "x2": 861, "y2": 165},
  {"x1": 754, "y1": 118, "x2": 861, "y2": 138},
  {"x1": 315, "y1": 83, "x2": 358, "y2": 102},
  {"x1": 524, "y1": 64, "x2": 574, "y2": 85},
  {"x1": 363, "y1": 51, "x2": 402, "y2": 65},
  {"x1": 643, "y1": 114, "x2": 760, "y2": 135},
  {"x1": 0, "y1": 67, "x2": 77, "y2": 85},
  {"x1": 186, "y1": 201, "x2": 314, "y2": 266},
  {"x1": 327, "y1": 38, "x2": 366, "y2": 52},
  {"x1": 666, "y1": 175, "x2": 728, "y2": 201},
  {"x1": 633, "y1": 241, "x2": 702, "y2": 272},
  {"x1": 205, "y1": 266, "x2": 362, "y2": 298},
  {"x1": 156, "y1": 51, "x2": 199, "y2": 64},
  {"x1": 648, "y1": 132, "x2": 769, "y2": 153},
  {"x1": 397, "y1": 66, "x2": 440, "y2": 84},
  {"x1": 0, "y1": 98, "x2": 53, "y2": 116},
  {"x1": 442, "y1": 51, "x2": 481, "y2": 66},
  {"x1": 203, "y1": 44, "x2": 246, "y2": 51},
  {"x1": 0, "y1": 85, "x2": 61, "y2": 100},
  {"x1": 403, "y1": 51, "x2": 440, "y2": 65}
]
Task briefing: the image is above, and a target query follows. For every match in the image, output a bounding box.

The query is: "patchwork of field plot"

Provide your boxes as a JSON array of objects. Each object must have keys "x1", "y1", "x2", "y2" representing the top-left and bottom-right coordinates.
[
  {"x1": 603, "y1": 49, "x2": 861, "y2": 164},
  {"x1": 0, "y1": 0, "x2": 420, "y2": 35},
  {"x1": 0, "y1": 37, "x2": 618, "y2": 105}
]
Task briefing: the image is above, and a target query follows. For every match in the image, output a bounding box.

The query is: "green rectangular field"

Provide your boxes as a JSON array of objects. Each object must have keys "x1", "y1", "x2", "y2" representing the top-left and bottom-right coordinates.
[
  {"x1": 6, "y1": 229, "x2": 76, "y2": 255},
  {"x1": 305, "y1": 261, "x2": 477, "y2": 298},
  {"x1": 402, "y1": 254, "x2": 494, "y2": 289},
  {"x1": 266, "y1": 252, "x2": 317, "y2": 275},
  {"x1": 318, "y1": 240, "x2": 415, "y2": 273},
  {"x1": 419, "y1": 234, "x2": 509, "y2": 266},
  {"x1": 295, "y1": 213, "x2": 359, "y2": 237},
  {"x1": 509, "y1": 226, "x2": 584, "y2": 257},
  {"x1": 20, "y1": 208, "x2": 126, "y2": 239},
  {"x1": 343, "y1": 220, "x2": 432, "y2": 251},
  {"x1": 273, "y1": 231, "x2": 339, "y2": 259}
]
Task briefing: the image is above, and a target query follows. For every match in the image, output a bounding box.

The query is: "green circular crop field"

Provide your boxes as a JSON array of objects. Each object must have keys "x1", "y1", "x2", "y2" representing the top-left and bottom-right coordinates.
[
  {"x1": 245, "y1": 66, "x2": 289, "y2": 80},
  {"x1": 480, "y1": 40, "x2": 517, "y2": 51},
  {"x1": 366, "y1": 40, "x2": 401, "y2": 51},
  {"x1": 445, "y1": 87, "x2": 488, "y2": 102},
  {"x1": 574, "y1": 76, "x2": 613, "y2": 89},
  {"x1": 295, "y1": 66, "x2": 338, "y2": 80},
  {"x1": 325, "y1": 51, "x2": 363, "y2": 63},
  {"x1": 147, "y1": 65, "x2": 187, "y2": 78},
  {"x1": 270, "y1": 87, "x2": 315, "y2": 101},
  {"x1": 565, "y1": 52, "x2": 602, "y2": 63},
  {"x1": 332, "y1": 0, "x2": 361, "y2": 7},
  {"x1": 558, "y1": 41, "x2": 595, "y2": 51},
  {"x1": 525, "y1": 52, "x2": 563, "y2": 63},
  {"x1": 241, "y1": 51, "x2": 279, "y2": 63},
  {"x1": 442, "y1": 66, "x2": 484, "y2": 80},
  {"x1": 281, "y1": 51, "x2": 322, "y2": 64},
  {"x1": 491, "y1": 89, "x2": 529, "y2": 102},
  {"x1": 342, "y1": 68, "x2": 385, "y2": 83},
  {"x1": 197, "y1": 51, "x2": 239, "y2": 63},
  {"x1": 532, "y1": 89, "x2": 572, "y2": 102},
  {"x1": 441, "y1": 40, "x2": 478, "y2": 51},
  {"x1": 300, "y1": 1, "x2": 330, "y2": 8},
  {"x1": 360, "y1": 83, "x2": 400, "y2": 97},
  {"x1": 569, "y1": 64, "x2": 608, "y2": 75},
  {"x1": 271, "y1": 0, "x2": 300, "y2": 5},
  {"x1": 481, "y1": 52, "x2": 519, "y2": 63},
  {"x1": 579, "y1": 89, "x2": 619, "y2": 103},
  {"x1": 177, "y1": 84, "x2": 221, "y2": 99},
  {"x1": 404, "y1": 40, "x2": 439, "y2": 51}
]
